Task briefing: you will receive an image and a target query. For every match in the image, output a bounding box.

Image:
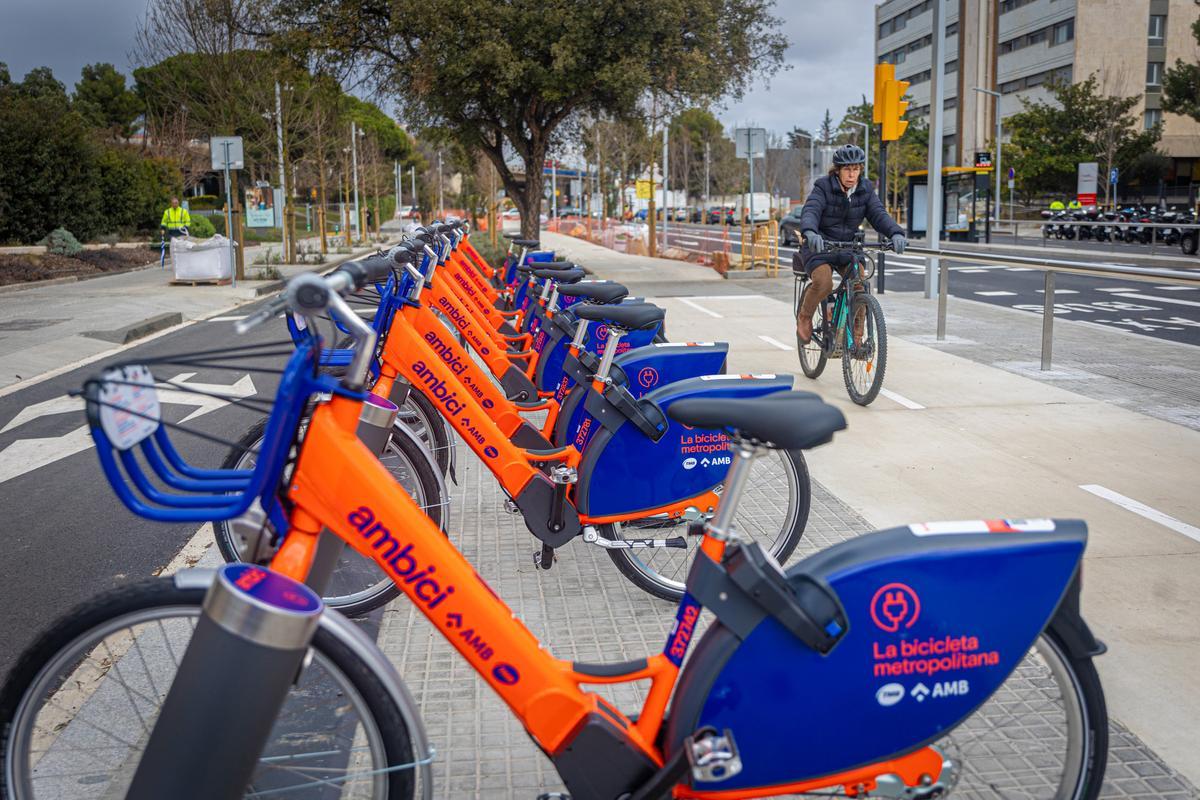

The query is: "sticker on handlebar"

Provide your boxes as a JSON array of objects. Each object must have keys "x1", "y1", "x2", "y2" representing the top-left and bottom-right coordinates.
[{"x1": 98, "y1": 364, "x2": 160, "y2": 450}]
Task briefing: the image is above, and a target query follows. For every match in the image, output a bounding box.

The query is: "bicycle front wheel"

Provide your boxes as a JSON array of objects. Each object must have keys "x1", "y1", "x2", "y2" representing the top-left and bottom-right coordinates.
[
  {"x1": 214, "y1": 417, "x2": 445, "y2": 617},
  {"x1": 0, "y1": 580, "x2": 418, "y2": 800},
  {"x1": 842, "y1": 292, "x2": 888, "y2": 406},
  {"x1": 599, "y1": 448, "x2": 810, "y2": 601}
]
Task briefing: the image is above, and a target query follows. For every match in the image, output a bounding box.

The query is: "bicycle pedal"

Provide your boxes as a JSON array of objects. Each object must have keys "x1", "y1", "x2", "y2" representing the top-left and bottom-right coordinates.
[
  {"x1": 503, "y1": 498, "x2": 521, "y2": 514},
  {"x1": 687, "y1": 729, "x2": 742, "y2": 783}
]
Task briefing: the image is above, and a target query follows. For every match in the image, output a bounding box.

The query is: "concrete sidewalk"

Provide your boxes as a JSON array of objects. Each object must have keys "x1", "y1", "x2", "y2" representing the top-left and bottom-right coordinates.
[
  {"x1": 0, "y1": 233, "x2": 394, "y2": 393},
  {"x1": 543, "y1": 230, "x2": 1200, "y2": 787}
]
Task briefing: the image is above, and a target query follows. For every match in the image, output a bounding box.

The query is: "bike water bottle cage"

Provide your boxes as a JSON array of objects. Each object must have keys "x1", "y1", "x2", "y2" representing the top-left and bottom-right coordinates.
[
  {"x1": 558, "y1": 281, "x2": 629, "y2": 304},
  {"x1": 686, "y1": 540, "x2": 848, "y2": 654},
  {"x1": 573, "y1": 302, "x2": 665, "y2": 331}
]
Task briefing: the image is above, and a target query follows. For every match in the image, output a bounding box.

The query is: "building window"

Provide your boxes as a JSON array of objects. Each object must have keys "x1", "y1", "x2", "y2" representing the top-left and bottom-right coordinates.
[
  {"x1": 946, "y1": 22, "x2": 959, "y2": 36},
  {"x1": 944, "y1": 96, "x2": 958, "y2": 109},
  {"x1": 945, "y1": 59, "x2": 958, "y2": 74},
  {"x1": 1147, "y1": 61, "x2": 1164, "y2": 88},
  {"x1": 878, "y1": 0, "x2": 933, "y2": 39},
  {"x1": 904, "y1": 68, "x2": 933, "y2": 86},
  {"x1": 1148, "y1": 15, "x2": 1166, "y2": 45},
  {"x1": 1145, "y1": 108, "x2": 1163, "y2": 130},
  {"x1": 1052, "y1": 19, "x2": 1074, "y2": 45},
  {"x1": 1000, "y1": 0, "x2": 1037, "y2": 13}
]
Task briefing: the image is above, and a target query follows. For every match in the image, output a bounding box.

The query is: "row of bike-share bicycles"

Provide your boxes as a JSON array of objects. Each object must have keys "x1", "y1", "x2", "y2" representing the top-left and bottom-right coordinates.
[{"x1": 0, "y1": 220, "x2": 1110, "y2": 799}]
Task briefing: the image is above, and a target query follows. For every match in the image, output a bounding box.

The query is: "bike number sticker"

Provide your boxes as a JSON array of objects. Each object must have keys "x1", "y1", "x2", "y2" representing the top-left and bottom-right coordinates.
[{"x1": 98, "y1": 364, "x2": 161, "y2": 450}]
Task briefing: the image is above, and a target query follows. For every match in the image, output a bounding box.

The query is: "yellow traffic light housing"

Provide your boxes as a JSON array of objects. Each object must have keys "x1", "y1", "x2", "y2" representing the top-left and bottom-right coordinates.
[
  {"x1": 873, "y1": 63, "x2": 895, "y2": 124},
  {"x1": 881, "y1": 79, "x2": 910, "y2": 141}
]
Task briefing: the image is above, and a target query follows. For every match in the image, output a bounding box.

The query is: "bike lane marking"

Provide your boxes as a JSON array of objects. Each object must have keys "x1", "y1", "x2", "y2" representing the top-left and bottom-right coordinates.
[
  {"x1": 974, "y1": 291, "x2": 1017, "y2": 297},
  {"x1": 1079, "y1": 484, "x2": 1200, "y2": 545},
  {"x1": 756, "y1": 335, "x2": 794, "y2": 351},
  {"x1": 676, "y1": 298, "x2": 723, "y2": 318},
  {"x1": 878, "y1": 388, "x2": 925, "y2": 410},
  {"x1": 1114, "y1": 293, "x2": 1200, "y2": 308}
]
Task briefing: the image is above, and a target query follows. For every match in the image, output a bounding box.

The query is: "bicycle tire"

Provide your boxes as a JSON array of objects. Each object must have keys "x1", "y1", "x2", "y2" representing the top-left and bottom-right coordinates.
[
  {"x1": 213, "y1": 417, "x2": 444, "y2": 618},
  {"x1": 0, "y1": 580, "x2": 416, "y2": 800},
  {"x1": 842, "y1": 292, "x2": 887, "y2": 406},
  {"x1": 796, "y1": 284, "x2": 828, "y2": 379},
  {"x1": 599, "y1": 448, "x2": 810, "y2": 601},
  {"x1": 398, "y1": 387, "x2": 453, "y2": 477}
]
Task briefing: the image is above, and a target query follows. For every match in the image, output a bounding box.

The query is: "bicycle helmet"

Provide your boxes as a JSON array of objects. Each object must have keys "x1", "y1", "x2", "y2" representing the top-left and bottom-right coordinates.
[{"x1": 832, "y1": 144, "x2": 866, "y2": 166}]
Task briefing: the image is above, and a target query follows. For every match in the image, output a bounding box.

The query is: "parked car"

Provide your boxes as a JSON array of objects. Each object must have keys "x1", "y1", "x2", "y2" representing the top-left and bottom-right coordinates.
[
  {"x1": 672, "y1": 207, "x2": 693, "y2": 222},
  {"x1": 397, "y1": 205, "x2": 419, "y2": 219},
  {"x1": 689, "y1": 207, "x2": 703, "y2": 223},
  {"x1": 554, "y1": 206, "x2": 582, "y2": 218},
  {"x1": 779, "y1": 207, "x2": 805, "y2": 246}
]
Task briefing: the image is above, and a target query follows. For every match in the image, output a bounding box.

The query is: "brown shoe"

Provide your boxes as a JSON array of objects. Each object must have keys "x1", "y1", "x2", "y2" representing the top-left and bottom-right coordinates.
[{"x1": 797, "y1": 315, "x2": 813, "y2": 344}]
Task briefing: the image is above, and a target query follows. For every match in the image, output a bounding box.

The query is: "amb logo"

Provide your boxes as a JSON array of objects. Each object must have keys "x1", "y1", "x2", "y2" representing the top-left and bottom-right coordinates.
[{"x1": 870, "y1": 582, "x2": 921, "y2": 633}]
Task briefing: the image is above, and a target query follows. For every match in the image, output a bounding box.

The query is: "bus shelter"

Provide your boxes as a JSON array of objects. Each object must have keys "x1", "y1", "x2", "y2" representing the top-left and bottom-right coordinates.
[{"x1": 905, "y1": 167, "x2": 993, "y2": 243}]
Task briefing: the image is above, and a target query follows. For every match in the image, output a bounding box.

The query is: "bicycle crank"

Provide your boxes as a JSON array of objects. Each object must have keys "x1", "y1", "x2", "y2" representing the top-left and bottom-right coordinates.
[
  {"x1": 862, "y1": 751, "x2": 957, "y2": 798},
  {"x1": 581, "y1": 526, "x2": 687, "y2": 550}
]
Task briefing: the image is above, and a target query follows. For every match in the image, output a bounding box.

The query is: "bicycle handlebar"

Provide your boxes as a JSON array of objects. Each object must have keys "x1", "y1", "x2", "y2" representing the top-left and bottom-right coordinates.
[{"x1": 819, "y1": 239, "x2": 894, "y2": 252}]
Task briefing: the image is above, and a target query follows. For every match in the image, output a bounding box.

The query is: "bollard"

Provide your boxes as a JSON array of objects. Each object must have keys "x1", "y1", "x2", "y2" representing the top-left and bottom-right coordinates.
[
  {"x1": 1041, "y1": 271, "x2": 1055, "y2": 370},
  {"x1": 125, "y1": 564, "x2": 323, "y2": 800},
  {"x1": 936, "y1": 259, "x2": 948, "y2": 340},
  {"x1": 877, "y1": 252, "x2": 886, "y2": 294},
  {"x1": 306, "y1": 391, "x2": 399, "y2": 594}
]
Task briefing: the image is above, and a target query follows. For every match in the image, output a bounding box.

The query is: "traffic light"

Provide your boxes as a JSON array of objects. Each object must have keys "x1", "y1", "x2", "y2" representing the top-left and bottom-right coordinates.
[
  {"x1": 881, "y1": 79, "x2": 910, "y2": 141},
  {"x1": 873, "y1": 63, "x2": 894, "y2": 125}
]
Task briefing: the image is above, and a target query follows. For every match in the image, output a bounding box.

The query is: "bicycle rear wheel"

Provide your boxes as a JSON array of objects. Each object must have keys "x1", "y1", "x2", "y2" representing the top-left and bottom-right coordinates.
[
  {"x1": 796, "y1": 284, "x2": 828, "y2": 379},
  {"x1": 599, "y1": 448, "x2": 810, "y2": 601},
  {"x1": 842, "y1": 292, "x2": 887, "y2": 406},
  {"x1": 0, "y1": 580, "x2": 419, "y2": 800}
]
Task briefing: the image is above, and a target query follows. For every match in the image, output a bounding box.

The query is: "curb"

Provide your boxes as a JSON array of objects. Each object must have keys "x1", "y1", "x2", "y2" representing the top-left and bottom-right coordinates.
[{"x1": 83, "y1": 312, "x2": 185, "y2": 344}]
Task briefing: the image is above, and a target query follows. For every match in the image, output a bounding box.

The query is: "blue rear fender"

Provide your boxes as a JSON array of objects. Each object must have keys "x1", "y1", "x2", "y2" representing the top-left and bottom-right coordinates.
[
  {"x1": 612, "y1": 342, "x2": 728, "y2": 398},
  {"x1": 573, "y1": 374, "x2": 794, "y2": 518},
  {"x1": 666, "y1": 519, "x2": 1090, "y2": 791}
]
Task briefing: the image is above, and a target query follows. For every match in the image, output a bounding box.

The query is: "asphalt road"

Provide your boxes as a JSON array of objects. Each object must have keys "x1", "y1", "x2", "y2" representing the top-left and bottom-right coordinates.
[
  {"x1": 0, "y1": 312, "x2": 283, "y2": 681},
  {"x1": 658, "y1": 222, "x2": 1200, "y2": 347}
]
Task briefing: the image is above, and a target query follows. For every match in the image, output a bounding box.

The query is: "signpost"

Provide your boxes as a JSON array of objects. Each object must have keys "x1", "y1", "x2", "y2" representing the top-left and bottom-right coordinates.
[
  {"x1": 210, "y1": 136, "x2": 244, "y2": 286},
  {"x1": 734, "y1": 127, "x2": 766, "y2": 231},
  {"x1": 974, "y1": 151, "x2": 993, "y2": 170},
  {"x1": 1077, "y1": 162, "x2": 1099, "y2": 207}
]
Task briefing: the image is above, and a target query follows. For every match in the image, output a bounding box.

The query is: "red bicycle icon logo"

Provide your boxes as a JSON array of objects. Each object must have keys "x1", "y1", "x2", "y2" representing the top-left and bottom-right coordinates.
[
  {"x1": 869, "y1": 582, "x2": 921, "y2": 633},
  {"x1": 637, "y1": 367, "x2": 659, "y2": 388}
]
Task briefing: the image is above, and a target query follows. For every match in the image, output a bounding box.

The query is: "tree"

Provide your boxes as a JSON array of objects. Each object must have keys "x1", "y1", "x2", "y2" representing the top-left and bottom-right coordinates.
[
  {"x1": 819, "y1": 109, "x2": 835, "y2": 145},
  {"x1": 74, "y1": 63, "x2": 142, "y2": 140},
  {"x1": 669, "y1": 108, "x2": 726, "y2": 200},
  {"x1": 786, "y1": 126, "x2": 813, "y2": 150},
  {"x1": 256, "y1": 0, "x2": 787, "y2": 238},
  {"x1": 1006, "y1": 74, "x2": 1160, "y2": 203},
  {"x1": 1162, "y1": 17, "x2": 1200, "y2": 122}
]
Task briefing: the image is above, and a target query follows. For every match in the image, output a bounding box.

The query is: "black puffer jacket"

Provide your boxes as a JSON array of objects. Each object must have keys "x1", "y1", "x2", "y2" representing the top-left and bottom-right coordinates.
[{"x1": 798, "y1": 174, "x2": 903, "y2": 246}]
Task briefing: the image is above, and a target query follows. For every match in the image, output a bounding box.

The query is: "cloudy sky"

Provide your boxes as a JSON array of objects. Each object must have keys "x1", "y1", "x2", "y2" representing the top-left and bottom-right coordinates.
[{"x1": 2, "y1": 0, "x2": 877, "y2": 141}]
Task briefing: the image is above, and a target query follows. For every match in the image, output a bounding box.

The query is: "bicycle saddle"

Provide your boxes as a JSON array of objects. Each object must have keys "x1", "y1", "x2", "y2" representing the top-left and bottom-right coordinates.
[
  {"x1": 557, "y1": 281, "x2": 628, "y2": 304},
  {"x1": 532, "y1": 266, "x2": 586, "y2": 283},
  {"x1": 516, "y1": 260, "x2": 577, "y2": 275},
  {"x1": 667, "y1": 391, "x2": 844, "y2": 450},
  {"x1": 511, "y1": 238, "x2": 540, "y2": 248},
  {"x1": 573, "y1": 302, "x2": 664, "y2": 331}
]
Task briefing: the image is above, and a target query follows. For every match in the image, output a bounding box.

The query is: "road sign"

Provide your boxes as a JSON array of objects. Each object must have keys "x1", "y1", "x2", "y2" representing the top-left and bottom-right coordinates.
[
  {"x1": 210, "y1": 136, "x2": 244, "y2": 170},
  {"x1": 974, "y1": 151, "x2": 993, "y2": 170},
  {"x1": 1008, "y1": 167, "x2": 1015, "y2": 180},
  {"x1": 636, "y1": 180, "x2": 652, "y2": 200},
  {"x1": 1110, "y1": 167, "x2": 1119, "y2": 185},
  {"x1": 733, "y1": 128, "x2": 766, "y2": 159}
]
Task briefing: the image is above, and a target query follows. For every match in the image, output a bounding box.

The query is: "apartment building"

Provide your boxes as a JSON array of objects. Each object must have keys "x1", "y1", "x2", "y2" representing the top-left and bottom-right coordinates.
[{"x1": 874, "y1": 0, "x2": 1200, "y2": 199}]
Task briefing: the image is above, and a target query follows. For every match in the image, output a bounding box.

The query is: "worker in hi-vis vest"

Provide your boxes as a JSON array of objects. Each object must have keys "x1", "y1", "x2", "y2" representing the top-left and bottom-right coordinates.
[{"x1": 160, "y1": 197, "x2": 192, "y2": 238}]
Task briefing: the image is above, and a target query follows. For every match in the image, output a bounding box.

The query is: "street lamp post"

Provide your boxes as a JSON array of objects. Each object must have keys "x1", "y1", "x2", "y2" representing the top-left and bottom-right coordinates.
[
  {"x1": 973, "y1": 86, "x2": 1002, "y2": 226},
  {"x1": 844, "y1": 119, "x2": 870, "y2": 182},
  {"x1": 350, "y1": 121, "x2": 361, "y2": 244}
]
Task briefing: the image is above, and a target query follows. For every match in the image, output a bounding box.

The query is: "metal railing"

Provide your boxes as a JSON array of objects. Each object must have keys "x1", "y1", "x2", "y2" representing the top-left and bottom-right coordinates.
[
  {"x1": 1013, "y1": 219, "x2": 1200, "y2": 255},
  {"x1": 906, "y1": 245, "x2": 1200, "y2": 370}
]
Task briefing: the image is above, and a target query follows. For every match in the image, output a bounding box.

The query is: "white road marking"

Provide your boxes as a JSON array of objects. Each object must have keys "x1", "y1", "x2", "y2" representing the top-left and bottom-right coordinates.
[
  {"x1": 1095, "y1": 287, "x2": 1137, "y2": 293},
  {"x1": 1079, "y1": 485, "x2": 1200, "y2": 544},
  {"x1": 974, "y1": 291, "x2": 1017, "y2": 297},
  {"x1": 206, "y1": 315, "x2": 248, "y2": 322},
  {"x1": 956, "y1": 268, "x2": 988, "y2": 273},
  {"x1": 1157, "y1": 286, "x2": 1197, "y2": 291},
  {"x1": 1114, "y1": 292, "x2": 1200, "y2": 308},
  {"x1": 677, "y1": 298, "x2": 723, "y2": 318},
  {"x1": 1006, "y1": 267, "x2": 1034, "y2": 272},
  {"x1": 1037, "y1": 289, "x2": 1079, "y2": 294},
  {"x1": 879, "y1": 388, "x2": 925, "y2": 410},
  {"x1": 757, "y1": 335, "x2": 794, "y2": 351},
  {"x1": 686, "y1": 294, "x2": 765, "y2": 301}
]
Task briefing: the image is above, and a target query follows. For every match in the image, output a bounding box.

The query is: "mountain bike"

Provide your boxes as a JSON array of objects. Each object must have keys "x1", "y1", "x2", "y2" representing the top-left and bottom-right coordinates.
[
  {"x1": 795, "y1": 235, "x2": 891, "y2": 406},
  {"x1": 0, "y1": 262, "x2": 1108, "y2": 799}
]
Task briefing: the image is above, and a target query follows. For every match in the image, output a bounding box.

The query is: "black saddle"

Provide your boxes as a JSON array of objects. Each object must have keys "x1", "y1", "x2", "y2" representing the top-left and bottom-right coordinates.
[
  {"x1": 573, "y1": 302, "x2": 665, "y2": 331},
  {"x1": 533, "y1": 266, "x2": 586, "y2": 283},
  {"x1": 558, "y1": 281, "x2": 628, "y2": 304},
  {"x1": 510, "y1": 238, "x2": 540, "y2": 248},
  {"x1": 667, "y1": 392, "x2": 844, "y2": 450},
  {"x1": 516, "y1": 260, "x2": 577, "y2": 274}
]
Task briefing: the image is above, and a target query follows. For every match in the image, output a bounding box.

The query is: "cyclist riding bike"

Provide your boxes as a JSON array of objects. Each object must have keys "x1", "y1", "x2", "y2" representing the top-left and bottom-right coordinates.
[{"x1": 794, "y1": 144, "x2": 906, "y2": 344}]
